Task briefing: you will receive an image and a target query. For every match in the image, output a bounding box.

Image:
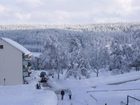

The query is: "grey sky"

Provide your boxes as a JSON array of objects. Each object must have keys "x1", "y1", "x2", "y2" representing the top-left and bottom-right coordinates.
[{"x1": 0, "y1": 0, "x2": 140, "y2": 24}]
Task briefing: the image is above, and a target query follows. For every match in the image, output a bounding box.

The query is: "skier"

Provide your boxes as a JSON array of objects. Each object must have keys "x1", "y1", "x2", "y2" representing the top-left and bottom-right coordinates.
[{"x1": 61, "y1": 90, "x2": 65, "y2": 100}]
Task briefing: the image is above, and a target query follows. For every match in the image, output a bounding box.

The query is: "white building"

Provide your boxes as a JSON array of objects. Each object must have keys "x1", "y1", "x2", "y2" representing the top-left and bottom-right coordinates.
[{"x1": 0, "y1": 37, "x2": 32, "y2": 85}]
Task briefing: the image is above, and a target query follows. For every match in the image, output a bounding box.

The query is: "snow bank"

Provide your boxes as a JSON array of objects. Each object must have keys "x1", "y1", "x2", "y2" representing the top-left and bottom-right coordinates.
[
  {"x1": 94, "y1": 71, "x2": 140, "y2": 86},
  {"x1": 56, "y1": 71, "x2": 140, "y2": 89},
  {"x1": 0, "y1": 84, "x2": 57, "y2": 105}
]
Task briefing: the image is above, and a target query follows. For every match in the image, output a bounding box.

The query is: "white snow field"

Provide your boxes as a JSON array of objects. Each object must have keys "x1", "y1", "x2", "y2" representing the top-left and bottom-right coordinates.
[
  {"x1": 0, "y1": 84, "x2": 57, "y2": 105},
  {"x1": 0, "y1": 71, "x2": 140, "y2": 105},
  {"x1": 56, "y1": 71, "x2": 140, "y2": 105}
]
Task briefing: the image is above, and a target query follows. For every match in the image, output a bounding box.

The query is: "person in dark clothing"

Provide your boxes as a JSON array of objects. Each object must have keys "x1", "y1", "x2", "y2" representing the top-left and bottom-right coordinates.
[
  {"x1": 36, "y1": 83, "x2": 41, "y2": 89},
  {"x1": 61, "y1": 90, "x2": 65, "y2": 100},
  {"x1": 69, "y1": 94, "x2": 72, "y2": 100}
]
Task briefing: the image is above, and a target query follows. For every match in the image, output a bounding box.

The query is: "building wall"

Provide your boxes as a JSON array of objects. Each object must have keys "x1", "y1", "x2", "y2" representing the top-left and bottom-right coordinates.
[{"x1": 0, "y1": 39, "x2": 23, "y2": 85}]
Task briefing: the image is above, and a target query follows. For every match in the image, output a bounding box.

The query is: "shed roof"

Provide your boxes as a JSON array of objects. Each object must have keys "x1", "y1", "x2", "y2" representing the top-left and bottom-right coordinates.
[{"x1": 1, "y1": 37, "x2": 31, "y2": 55}]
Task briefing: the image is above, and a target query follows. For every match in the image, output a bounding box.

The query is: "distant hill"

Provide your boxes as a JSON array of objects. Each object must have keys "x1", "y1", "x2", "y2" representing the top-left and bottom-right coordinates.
[
  {"x1": 0, "y1": 23, "x2": 140, "y2": 31},
  {"x1": 0, "y1": 23, "x2": 140, "y2": 52}
]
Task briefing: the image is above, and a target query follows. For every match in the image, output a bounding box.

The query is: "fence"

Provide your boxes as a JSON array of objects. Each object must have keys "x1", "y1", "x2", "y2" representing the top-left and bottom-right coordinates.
[
  {"x1": 126, "y1": 95, "x2": 140, "y2": 105},
  {"x1": 121, "y1": 95, "x2": 140, "y2": 105}
]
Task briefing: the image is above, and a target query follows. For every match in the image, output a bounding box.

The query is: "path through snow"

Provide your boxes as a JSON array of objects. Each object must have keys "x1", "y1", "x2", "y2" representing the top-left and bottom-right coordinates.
[{"x1": 56, "y1": 71, "x2": 140, "y2": 105}]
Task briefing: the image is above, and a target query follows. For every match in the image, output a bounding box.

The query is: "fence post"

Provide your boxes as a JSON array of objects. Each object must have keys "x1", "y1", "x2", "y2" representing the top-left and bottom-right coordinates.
[{"x1": 126, "y1": 95, "x2": 129, "y2": 105}]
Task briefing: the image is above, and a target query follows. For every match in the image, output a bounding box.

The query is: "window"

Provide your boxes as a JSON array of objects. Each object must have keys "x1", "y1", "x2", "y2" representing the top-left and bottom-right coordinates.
[{"x1": 0, "y1": 45, "x2": 3, "y2": 49}]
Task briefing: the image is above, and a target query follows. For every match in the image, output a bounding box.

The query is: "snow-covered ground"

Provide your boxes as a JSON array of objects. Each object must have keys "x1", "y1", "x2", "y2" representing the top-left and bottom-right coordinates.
[
  {"x1": 0, "y1": 71, "x2": 140, "y2": 105},
  {"x1": 0, "y1": 82, "x2": 57, "y2": 105},
  {"x1": 56, "y1": 71, "x2": 140, "y2": 105}
]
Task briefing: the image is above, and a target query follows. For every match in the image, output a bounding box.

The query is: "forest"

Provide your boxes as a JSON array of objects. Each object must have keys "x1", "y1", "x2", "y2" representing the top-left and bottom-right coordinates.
[{"x1": 0, "y1": 23, "x2": 140, "y2": 79}]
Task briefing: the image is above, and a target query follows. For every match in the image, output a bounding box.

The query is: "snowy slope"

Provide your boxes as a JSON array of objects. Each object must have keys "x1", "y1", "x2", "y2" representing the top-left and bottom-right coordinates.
[
  {"x1": 0, "y1": 71, "x2": 140, "y2": 105},
  {"x1": 89, "y1": 80, "x2": 140, "y2": 105},
  {"x1": 56, "y1": 71, "x2": 140, "y2": 105}
]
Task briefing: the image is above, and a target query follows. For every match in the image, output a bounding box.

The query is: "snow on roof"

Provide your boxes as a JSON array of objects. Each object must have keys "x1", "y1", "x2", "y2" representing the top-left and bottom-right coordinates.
[{"x1": 1, "y1": 37, "x2": 31, "y2": 55}]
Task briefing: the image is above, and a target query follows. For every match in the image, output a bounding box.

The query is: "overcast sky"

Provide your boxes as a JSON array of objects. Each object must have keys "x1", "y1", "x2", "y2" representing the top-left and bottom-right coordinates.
[{"x1": 0, "y1": 0, "x2": 140, "y2": 24}]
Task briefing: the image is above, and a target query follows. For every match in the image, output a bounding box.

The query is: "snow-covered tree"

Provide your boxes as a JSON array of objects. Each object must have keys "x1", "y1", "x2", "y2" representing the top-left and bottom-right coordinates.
[{"x1": 109, "y1": 40, "x2": 124, "y2": 74}]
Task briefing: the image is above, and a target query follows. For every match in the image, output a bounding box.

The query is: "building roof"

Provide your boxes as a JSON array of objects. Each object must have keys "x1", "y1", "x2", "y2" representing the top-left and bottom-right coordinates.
[{"x1": 1, "y1": 37, "x2": 31, "y2": 55}]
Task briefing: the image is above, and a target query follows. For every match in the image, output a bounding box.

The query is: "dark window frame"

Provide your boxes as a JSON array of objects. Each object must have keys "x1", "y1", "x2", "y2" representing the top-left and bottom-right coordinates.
[{"x1": 0, "y1": 45, "x2": 3, "y2": 49}]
